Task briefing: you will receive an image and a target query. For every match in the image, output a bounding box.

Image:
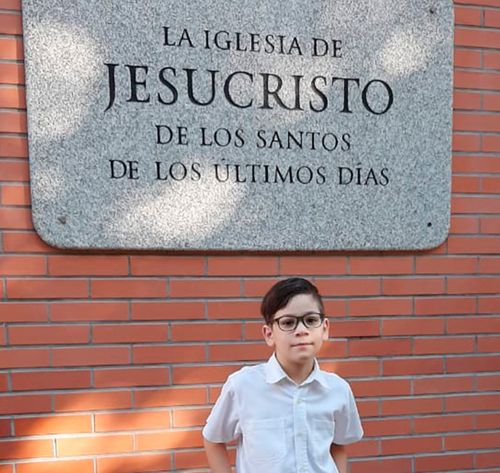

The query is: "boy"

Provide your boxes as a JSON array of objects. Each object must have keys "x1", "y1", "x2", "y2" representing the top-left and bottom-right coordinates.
[{"x1": 203, "y1": 278, "x2": 363, "y2": 473}]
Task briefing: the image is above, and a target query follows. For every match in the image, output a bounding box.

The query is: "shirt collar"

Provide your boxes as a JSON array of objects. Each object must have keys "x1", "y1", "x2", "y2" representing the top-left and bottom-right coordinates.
[{"x1": 265, "y1": 353, "x2": 330, "y2": 389}]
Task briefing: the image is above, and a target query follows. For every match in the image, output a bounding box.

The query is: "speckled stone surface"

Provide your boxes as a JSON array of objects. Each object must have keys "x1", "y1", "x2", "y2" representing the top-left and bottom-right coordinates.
[{"x1": 22, "y1": 0, "x2": 453, "y2": 251}]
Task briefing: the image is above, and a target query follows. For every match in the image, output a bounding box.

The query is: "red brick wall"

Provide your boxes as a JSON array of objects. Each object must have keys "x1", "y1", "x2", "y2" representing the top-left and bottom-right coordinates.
[{"x1": 1, "y1": 0, "x2": 499, "y2": 472}]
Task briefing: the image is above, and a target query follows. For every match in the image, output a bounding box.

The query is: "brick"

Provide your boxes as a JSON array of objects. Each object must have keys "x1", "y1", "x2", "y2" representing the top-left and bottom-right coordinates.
[
  {"x1": 446, "y1": 394, "x2": 500, "y2": 412},
  {"x1": 349, "y1": 257, "x2": 413, "y2": 275},
  {"x1": 362, "y1": 418, "x2": 411, "y2": 437},
  {"x1": 351, "y1": 379, "x2": 410, "y2": 398},
  {"x1": 93, "y1": 324, "x2": 168, "y2": 343},
  {"x1": 134, "y1": 387, "x2": 206, "y2": 408},
  {"x1": 415, "y1": 296, "x2": 476, "y2": 315},
  {"x1": 15, "y1": 415, "x2": 92, "y2": 436},
  {"x1": 130, "y1": 256, "x2": 204, "y2": 276},
  {"x1": 382, "y1": 436, "x2": 442, "y2": 455},
  {"x1": 0, "y1": 348, "x2": 50, "y2": 368},
  {"x1": 243, "y1": 278, "x2": 279, "y2": 296},
  {"x1": 381, "y1": 397, "x2": 443, "y2": 416},
  {"x1": 476, "y1": 451, "x2": 500, "y2": 469},
  {"x1": 170, "y1": 278, "x2": 241, "y2": 298},
  {"x1": 452, "y1": 133, "x2": 481, "y2": 152},
  {"x1": 95, "y1": 411, "x2": 170, "y2": 432},
  {"x1": 208, "y1": 256, "x2": 278, "y2": 276},
  {"x1": 454, "y1": 113, "x2": 500, "y2": 132},
  {"x1": 0, "y1": 63, "x2": 24, "y2": 84},
  {"x1": 0, "y1": 208, "x2": 32, "y2": 229},
  {"x1": 96, "y1": 454, "x2": 171, "y2": 473},
  {"x1": 414, "y1": 414, "x2": 474, "y2": 434},
  {"x1": 449, "y1": 236, "x2": 500, "y2": 254},
  {"x1": 452, "y1": 174, "x2": 481, "y2": 192},
  {"x1": 0, "y1": 84, "x2": 25, "y2": 111},
  {"x1": 485, "y1": 8, "x2": 500, "y2": 27},
  {"x1": 484, "y1": 51, "x2": 500, "y2": 70},
  {"x1": 6, "y1": 279, "x2": 88, "y2": 299},
  {"x1": 455, "y1": 27, "x2": 500, "y2": 49},
  {"x1": 132, "y1": 301, "x2": 205, "y2": 320},
  {"x1": 450, "y1": 216, "x2": 479, "y2": 234},
  {"x1": 207, "y1": 300, "x2": 261, "y2": 319},
  {"x1": 57, "y1": 434, "x2": 133, "y2": 456},
  {"x1": 279, "y1": 256, "x2": 346, "y2": 275},
  {"x1": 48, "y1": 255, "x2": 129, "y2": 276},
  {"x1": 0, "y1": 302, "x2": 47, "y2": 322},
  {"x1": 345, "y1": 439, "x2": 379, "y2": 457},
  {"x1": 52, "y1": 346, "x2": 130, "y2": 367},
  {"x1": 454, "y1": 6, "x2": 482, "y2": 26},
  {"x1": 17, "y1": 460, "x2": 93, "y2": 473},
  {"x1": 448, "y1": 316, "x2": 500, "y2": 334},
  {"x1": 322, "y1": 359, "x2": 381, "y2": 378},
  {"x1": 9, "y1": 325, "x2": 89, "y2": 345},
  {"x1": 478, "y1": 335, "x2": 500, "y2": 352},
  {"x1": 0, "y1": 256, "x2": 45, "y2": 276},
  {"x1": 136, "y1": 429, "x2": 203, "y2": 450},
  {"x1": 0, "y1": 12, "x2": 22, "y2": 34},
  {"x1": 329, "y1": 319, "x2": 380, "y2": 338},
  {"x1": 171, "y1": 322, "x2": 241, "y2": 341},
  {"x1": 356, "y1": 400, "x2": 379, "y2": 418},
  {"x1": 0, "y1": 420, "x2": 9, "y2": 436},
  {"x1": 481, "y1": 217, "x2": 500, "y2": 234},
  {"x1": 173, "y1": 408, "x2": 211, "y2": 427},
  {"x1": 1, "y1": 184, "x2": 30, "y2": 204},
  {"x1": 478, "y1": 296, "x2": 500, "y2": 313},
  {"x1": 0, "y1": 394, "x2": 51, "y2": 415},
  {"x1": 448, "y1": 277, "x2": 500, "y2": 294},
  {"x1": 0, "y1": 137, "x2": 27, "y2": 157},
  {"x1": 133, "y1": 345, "x2": 206, "y2": 364},
  {"x1": 482, "y1": 176, "x2": 500, "y2": 194},
  {"x1": 413, "y1": 376, "x2": 474, "y2": 394},
  {"x1": 383, "y1": 357, "x2": 444, "y2": 376},
  {"x1": 383, "y1": 278, "x2": 445, "y2": 295},
  {"x1": 413, "y1": 336, "x2": 475, "y2": 355},
  {"x1": 0, "y1": 439, "x2": 53, "y2": 460},
  {"x1": 478, "y1": 247, "x2": 500, "y2": 270},
  {"x1": 445, "y1": 432, "x2": 500, "y2": 451},
  {"x1": 0, "y1": 161, "x2": 29, "y2": 183},
  {"x1": 209, "y1": 343, "x2": 272, "y2": 362},
  {"x1": 172, "y1": 365, "x2": 240, "y2": 384},
  {"x1": 350, "y1": 458, "x2": 412, "y2": 473},
  {"x1": 2, "y1": 231, "x2": 57, "y2": 253},
  {"x1": 0, "y1": 38, "x2": 22, "y2": 60},
  {"x1": 348, "y1": 298, "x2": 412, "y2": 316},
  {"x1": 417, "y1": 256, "x2": 478, "y2": 274},
  {"x1": 91, "y1": 279, "x2": 167, "y2": 298},
  {"x1": 316, "y1": 278, "x2": 381, "y2": 296},
  {"x1": 382, "y1": 318, "x2": 445, "y2": 336},
  {"x1": 51, "y1": 301, "x2": 129, "y2": 321},
  {"x1": 0, "y1": 111, "x2": 26, "y2": 132},
  {"x1": 415, "y1": 453, "x2": 473, "y2": 472},
  {"x1": 55, "y1": 391, "x2": 132, "y2": 412},
  {"x1": 94, "y1": 367, "x2": 170, "y2": 388},
  {"x1": 349, "y1": 338, "x2": 411, "y2": 356},
  {"x1": 447, "y1": 355, "x2": 500, "y2": 373},
  {"x1": 453, "y1": 156, "x2": 500, "y2": 173},
  {"x1": 453, "y1": 91, "x2": 481, "y2": 110},
  {"x1": 476, "y1": 412, "x2": 500, "y2": 430},
  {"x1": 477, "y1": 374, "x2": 500, "y2": 391},
  {"x1": 12, "y1": 370, "x2": 91, "y2": 391},
  {"x1": 484, "y1": 93, "x2": 500, "y2": 112}
]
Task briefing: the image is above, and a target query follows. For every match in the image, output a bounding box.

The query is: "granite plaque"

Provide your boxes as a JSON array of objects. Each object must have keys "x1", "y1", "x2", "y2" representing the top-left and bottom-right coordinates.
[{"x1": 22, "y1": 0, "x2": 453, "y2": 251}]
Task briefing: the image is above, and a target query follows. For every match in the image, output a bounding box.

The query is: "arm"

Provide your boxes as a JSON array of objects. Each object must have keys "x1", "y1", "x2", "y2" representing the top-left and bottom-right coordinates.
[
  {"x1": 204, "y1": 438, "x2": 232, "y2": 473},
  {"x1": 330, "y1": 443, "x2": 348, "y2": 473}
]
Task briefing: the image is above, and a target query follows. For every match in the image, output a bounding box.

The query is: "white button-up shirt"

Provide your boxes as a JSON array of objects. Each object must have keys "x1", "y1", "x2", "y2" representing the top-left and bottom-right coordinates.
[{"x1": 203, "y1": 354, "x2": 363, "y2": 473}]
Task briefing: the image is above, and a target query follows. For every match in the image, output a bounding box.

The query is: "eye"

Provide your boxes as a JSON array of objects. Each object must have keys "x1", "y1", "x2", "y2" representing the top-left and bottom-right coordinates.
[
  {"x1": 280, "y1": 317, "x2": 296, "y2": 329},
  {"x1": 305, "y1": 314, "x2": 321, "y2": 326}
]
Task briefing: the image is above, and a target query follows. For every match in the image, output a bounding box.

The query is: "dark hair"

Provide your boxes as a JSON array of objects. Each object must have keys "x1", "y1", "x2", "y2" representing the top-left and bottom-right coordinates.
[{"x1": 260, "y1": 277, "x2": 324, "y2": 325}]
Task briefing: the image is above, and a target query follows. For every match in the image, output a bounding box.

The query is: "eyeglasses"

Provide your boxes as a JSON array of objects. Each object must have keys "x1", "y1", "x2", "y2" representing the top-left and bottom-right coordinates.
[{"x1": 272, "y1": 313, "x2": 325, "y2": 332}]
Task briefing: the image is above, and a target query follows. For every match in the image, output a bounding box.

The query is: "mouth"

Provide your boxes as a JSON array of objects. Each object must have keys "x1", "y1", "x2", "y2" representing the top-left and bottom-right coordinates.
[{"x1": 292, "y1": 343, "x2": 313, "y2": 347}]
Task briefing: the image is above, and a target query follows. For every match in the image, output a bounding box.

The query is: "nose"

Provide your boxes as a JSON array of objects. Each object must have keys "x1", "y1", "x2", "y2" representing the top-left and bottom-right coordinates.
[{"x1": 294, "y1": 319, "x2": 309, "y2": 334}]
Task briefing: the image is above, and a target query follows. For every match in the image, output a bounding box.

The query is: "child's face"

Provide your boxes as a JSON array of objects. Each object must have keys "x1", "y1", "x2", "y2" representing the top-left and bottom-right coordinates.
[{"x1": 262, "y1": 293, "x2": 329, "y2": 367}]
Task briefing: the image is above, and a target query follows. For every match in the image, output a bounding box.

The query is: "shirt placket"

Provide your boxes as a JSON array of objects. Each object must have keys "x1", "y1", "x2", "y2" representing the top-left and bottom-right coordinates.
[{"x1": 293, "y1": 384, "x2": 308, "y2": 473}]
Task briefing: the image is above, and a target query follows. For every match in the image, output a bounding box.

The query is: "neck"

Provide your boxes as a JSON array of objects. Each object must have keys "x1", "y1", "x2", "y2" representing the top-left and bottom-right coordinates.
[{"x1": 276, "y1": 354, "x2": 315, "y2": 385}]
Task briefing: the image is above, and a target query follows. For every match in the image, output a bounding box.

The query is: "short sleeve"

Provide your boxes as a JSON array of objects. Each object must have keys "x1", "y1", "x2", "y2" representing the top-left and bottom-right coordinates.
[
  {"x1": 333, "y1": 382, "x2": 363, "y2": 445},
  {"x1": 202, "y1": 376, "x2": 240, "y2": 443}
]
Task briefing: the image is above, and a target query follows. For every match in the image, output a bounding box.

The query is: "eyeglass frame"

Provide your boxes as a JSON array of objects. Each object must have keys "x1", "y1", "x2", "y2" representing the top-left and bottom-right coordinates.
[{"x1": 271, "y1": 312, "x2": 326, "y2": 332}]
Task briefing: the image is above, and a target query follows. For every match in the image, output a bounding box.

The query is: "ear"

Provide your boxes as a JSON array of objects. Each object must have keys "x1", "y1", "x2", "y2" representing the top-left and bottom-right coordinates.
[
  {"x1": 322, "y1": 318, "x2": 330, "y2": 341},
  {"x1": 262, "y1": 324, "x2": 275, "y2": 348}
]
